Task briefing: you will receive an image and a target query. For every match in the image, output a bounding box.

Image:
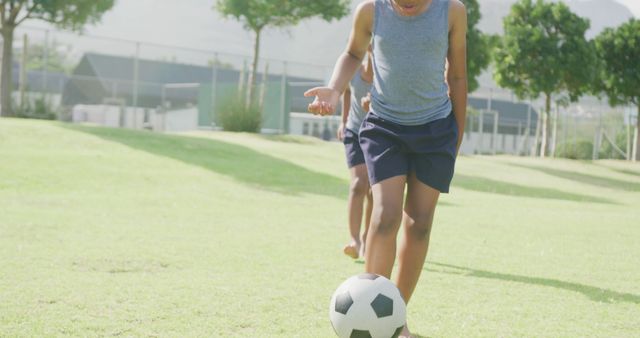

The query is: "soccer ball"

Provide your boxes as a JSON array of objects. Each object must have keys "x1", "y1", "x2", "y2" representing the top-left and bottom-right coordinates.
[{"x1": 329, "y1": 273, "x2": 406, "y2": 338}]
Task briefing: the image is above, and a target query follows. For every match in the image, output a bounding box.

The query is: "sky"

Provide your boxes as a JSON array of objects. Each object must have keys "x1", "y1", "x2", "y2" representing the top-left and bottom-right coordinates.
[
  {"x1": 16, "y1": 0, "x2": 639, "y2": 75},
  {"x1": 615, "y1": 0, "x2": 640, "y2": 16}
]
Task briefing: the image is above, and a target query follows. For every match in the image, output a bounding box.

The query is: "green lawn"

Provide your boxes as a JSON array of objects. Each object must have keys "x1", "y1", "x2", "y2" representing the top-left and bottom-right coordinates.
[{"x1": 1, "y1": 118, "x2": 639, "y2": 337}]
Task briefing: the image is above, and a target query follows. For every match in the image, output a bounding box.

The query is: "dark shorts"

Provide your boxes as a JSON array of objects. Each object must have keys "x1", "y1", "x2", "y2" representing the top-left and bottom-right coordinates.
[
  {"x1": 358, "y1": 111, "x2": 458, "y2": 193},
  {"x1": 343, "y1": 128, "x2": 366, "y2": 168}
]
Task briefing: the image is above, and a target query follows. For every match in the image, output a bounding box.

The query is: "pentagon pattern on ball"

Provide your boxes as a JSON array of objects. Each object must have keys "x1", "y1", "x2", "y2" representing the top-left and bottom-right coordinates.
[
  {"x1": 357, "y1": 273, "x2": 380, "y2": 280},
  {"x1": 370, "y1": 293, "x2": 393, "y2": 318},
  {"x1": 334, "y1": 291, "x2": 354, "y2": 315},
  {"x1": 350, "y1": 329, "x2": 373, "y2": 338}
]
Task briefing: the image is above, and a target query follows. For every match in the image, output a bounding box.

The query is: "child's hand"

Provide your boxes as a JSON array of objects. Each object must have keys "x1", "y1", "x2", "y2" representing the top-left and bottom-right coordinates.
[
  {"x1": 304, "y1": 87, "x2": 340, "y2": 116},
  {"x1": 337, "y1": 122, "x2": 345, "y2": 141},
  {"x1": 361, "y1": 92, "x2": 371, "y2": 112}
]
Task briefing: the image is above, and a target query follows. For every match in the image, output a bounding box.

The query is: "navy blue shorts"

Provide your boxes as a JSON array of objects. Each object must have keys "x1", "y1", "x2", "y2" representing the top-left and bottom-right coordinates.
[
  {"x1": 343, "y1": 128, "x2": 366, "y2": 168},
  {"x1": 358, "y1": 112, "x2": 458, "y2": 193}
]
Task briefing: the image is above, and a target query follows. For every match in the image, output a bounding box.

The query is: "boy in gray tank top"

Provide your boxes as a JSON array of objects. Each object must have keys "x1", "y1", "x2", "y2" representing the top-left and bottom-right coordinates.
[
  {"x1": 306, "y1": 0, "x2": 468, "y2": 336},
  {"x1": 338, "y1": 50, "x2": 374, "y2": 260}
]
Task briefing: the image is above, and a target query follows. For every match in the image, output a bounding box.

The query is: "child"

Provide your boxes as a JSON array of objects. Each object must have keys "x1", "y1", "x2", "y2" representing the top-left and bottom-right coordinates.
[
  {"x1": 305, "y1": 0, "x2": 467, "y2": 336},
  {"x1": 338, "y1": 49, "x2": 374, "y2": 260}
]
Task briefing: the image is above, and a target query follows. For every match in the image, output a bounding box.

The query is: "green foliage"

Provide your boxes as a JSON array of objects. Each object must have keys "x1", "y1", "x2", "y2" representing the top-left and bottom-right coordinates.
[
  {"x1": 493, "y1": 0, "x2": 594, "y2": 102},
  {"x1": 593, "y1": 19, "x2": 640, "y2": 107},
  {"x1": 556, "y1": 139, "x2": 593, "y2": 160},
  {"x1": 215, "y1": 0, "x2": 349, "y2": 108},
  {"x1": 215, "y1": 0, "x2": 350, "y2": 32},
  {"x1": 14, "y1": 96, "x2": 57, "y2": 120},
  {"x1": 1, "y1": 0, "x2": 114, "y2": 116},
  {"x1": 26, "y1": 0, "x2": 115, "y2": 30},
  {"x1": 463, "y1": 0, "x2": 492, "y2": 93},
  {"x1": 14, "y1": 40, "x2": 73, "y2": 74},
  {"x1": 219, "y1": 98, "x2": 262, "y2": 133},
  {"x1": 599, "y1": 130, "x2": 629, "y2": 160}
]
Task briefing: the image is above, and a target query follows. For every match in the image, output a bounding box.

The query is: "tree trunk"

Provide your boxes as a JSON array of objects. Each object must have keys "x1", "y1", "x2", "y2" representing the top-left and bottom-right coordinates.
[
  {"x1": 540, "y1": 94, "x2": 551, "y2": 158},
  {"x1": 1, "y1": 25, "x2": 15, "y2": 117},
  {"x1": 532, "y1": 105, "x2": 542, "y2": 157},
  {"x1": 636, "y1": 103, "x2": 640, "y2": 161},
  {"x1": 550, "y1": 102, "x2": 558, "y2": 157},
  {"x1": 246, "y1": 28, "x2": 261, "y2": 108},
  {"x1": 19, "y1": 33, "x2": 27, "y2": 112}
]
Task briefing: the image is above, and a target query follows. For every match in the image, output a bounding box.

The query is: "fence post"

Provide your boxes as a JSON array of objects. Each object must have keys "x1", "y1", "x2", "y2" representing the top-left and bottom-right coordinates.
[
  {"x1": 238, "y1": 60, "x2": 247, "y2": 99},
  {"x1": 19, "y1": 34, "x2": 28, "y2": 112},
  {"x1": 562, "y1": 106, "x2": 569, "y2": 155},
  {"x1": 492, "y1": 111, "x2": 498, "y2": 155},
  {"x1": 259, "y1": 62, "x2": 269, "y2": 110},
  {"x1": 516, "y1": 121, "x2": 521, "y2": 153},
  {"x1": 627, "y1": 119, "x2": 632, "y2": 161},
  {"x1": 42, "y1": 29, "x2": 49, "y2": 98},
  {"x1": 592, "y1": 108, "x2": 602, "y2": 160},
  {"x1": 478, "y1": 110, "x2": 484, "y2": 154},
  {"x1": 279, "y1": 61, "x2": 288, "y2": 134},
  {"x1": 551, "y1": 102, "x2": 558, "y2": 157},
  {"x1": 132, "y1": 41, "x2": 140, "y2": 129},
  {"x1": 633, "y1": 125, "x2": 638, "y2": 162},
  {"x1": 525, "y1": 102, "x2": 531, "y2": 156},
  {"x1": 211, "y1": 53, "x2": 218, "y2": 128}
]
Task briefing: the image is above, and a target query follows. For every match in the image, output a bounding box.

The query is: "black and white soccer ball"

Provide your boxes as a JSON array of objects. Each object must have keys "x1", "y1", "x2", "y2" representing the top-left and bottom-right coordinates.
[{"x1": 329, "y1": 273, "x2": 406, "y2": 338}]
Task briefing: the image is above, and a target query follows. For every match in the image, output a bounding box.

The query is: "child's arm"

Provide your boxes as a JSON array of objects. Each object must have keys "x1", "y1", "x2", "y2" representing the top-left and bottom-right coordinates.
[
  {"x1": 447, "y1": 0, "x2": 468, "y2": 153},
  {"x1": 305, "y1": 1, "x2": 374, "y2": 116},
  {"x1": 338, "y1": 89, "x2": 351, "y2": 141}
]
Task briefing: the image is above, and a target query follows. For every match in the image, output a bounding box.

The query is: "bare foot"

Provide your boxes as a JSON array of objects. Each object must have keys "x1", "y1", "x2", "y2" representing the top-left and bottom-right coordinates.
[
  {"x1": 398, "y1": 325, "x2": 413, "y2": 338},
  {"x1": 343, "y1": 241, "x2": 360, "y2": 259}
]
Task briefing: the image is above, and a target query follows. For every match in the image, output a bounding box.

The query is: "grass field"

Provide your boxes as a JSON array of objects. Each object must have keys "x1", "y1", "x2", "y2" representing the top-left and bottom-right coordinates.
[{"x1": 1, "y1": 118, "x2": 639, "y2": 337}]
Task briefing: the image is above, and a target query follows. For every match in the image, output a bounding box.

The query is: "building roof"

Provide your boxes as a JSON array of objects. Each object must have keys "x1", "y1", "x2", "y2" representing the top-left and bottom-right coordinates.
[{"x1": 62, "y1": 52, "x2": 312, "y2": 108}]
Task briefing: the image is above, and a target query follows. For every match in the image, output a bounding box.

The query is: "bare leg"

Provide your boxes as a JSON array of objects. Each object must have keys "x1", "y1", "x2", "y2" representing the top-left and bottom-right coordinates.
[
  {"x1": 396, "y1": 172, "x2": 440, "y2": 338},
  {"x1": 360, "y1": 189, "x2": 374, "y2": 258},
  {"x1": 364, "y1": 175, "x2": 407, "y2": 278},
  {"x1": 343, "y1": 163, "x2": 370, "y2": 259}
]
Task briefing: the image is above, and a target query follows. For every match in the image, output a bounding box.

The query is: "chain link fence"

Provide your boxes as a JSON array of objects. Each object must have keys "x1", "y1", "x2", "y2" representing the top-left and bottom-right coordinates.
[{"x1": 2, "y1": 25, "x2": 637, "y2": 160}]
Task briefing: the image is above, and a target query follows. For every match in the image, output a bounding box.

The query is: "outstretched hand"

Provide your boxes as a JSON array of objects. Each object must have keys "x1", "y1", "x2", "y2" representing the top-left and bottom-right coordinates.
[
  {"x1": 361, "y1": 92, "x2": 371, "y2": 112},
  {"x1": 304, "y1": 87, "x2": 340, "y2": 116}
]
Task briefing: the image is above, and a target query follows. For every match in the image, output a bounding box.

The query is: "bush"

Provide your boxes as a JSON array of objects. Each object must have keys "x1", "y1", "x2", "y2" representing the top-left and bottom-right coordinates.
[
  {"x1": 15, "y1": 96, "x2": 57, "y2": 120},
  {"x1": 556, "y1": 139, "x2": 593, "y2": 160},
  {"x1": 219, "y1": 99, "x2": 262, "y2": 133}
]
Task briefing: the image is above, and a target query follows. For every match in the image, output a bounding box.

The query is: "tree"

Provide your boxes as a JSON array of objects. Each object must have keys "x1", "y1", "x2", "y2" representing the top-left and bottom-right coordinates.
[
  {"x1": 0, "y1": 0, "x2": 114, "y2": 116},
  {"x1": 215, "y1": 0, "x2": 350, "y2": 107},
  {"x1": 15, "y1": 40, "x2": 73, "y2": 74},
  {"x1": 493, "y1": 0, "x2": 594, "y2": 157},
  {"x1": 594, "y1": 19, "x2": 640, "y2": 161},
  {"x1": 464, "y1": 0, "x2": 493, "y2": 93}
]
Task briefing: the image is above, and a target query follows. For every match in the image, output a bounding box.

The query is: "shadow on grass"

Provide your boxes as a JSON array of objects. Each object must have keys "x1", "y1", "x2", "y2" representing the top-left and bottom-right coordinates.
[
  {"x1": 612, "y1": 168, "x2": 640, "y2": 178},
  {"x1": 257, "y1": 134, "x2": 320, "y2": 145},
  {"x1": 427, "y1": 262, "x2": 640, "y2": 305},
  {"x1": 451, "y1": 174, "x2": 614, "y2": 204},
  {"x1": 593, "y1": 163, "x2": 640, "y2": 179},
  {"x1": 63, "y1": 124, "x2": 348, "y2": 199},
  {"x1": 510, "y1": 163, "x2": 640, "y2": 192}
]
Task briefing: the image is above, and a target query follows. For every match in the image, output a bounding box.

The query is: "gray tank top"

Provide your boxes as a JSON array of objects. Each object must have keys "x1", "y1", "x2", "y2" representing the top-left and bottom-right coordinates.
[
  {"x1": 371, "y1": 0, "x2": 452, "y2": 125},
  {"x1": 346, "y1": 69, "x2": 372, "y2": 133}
]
